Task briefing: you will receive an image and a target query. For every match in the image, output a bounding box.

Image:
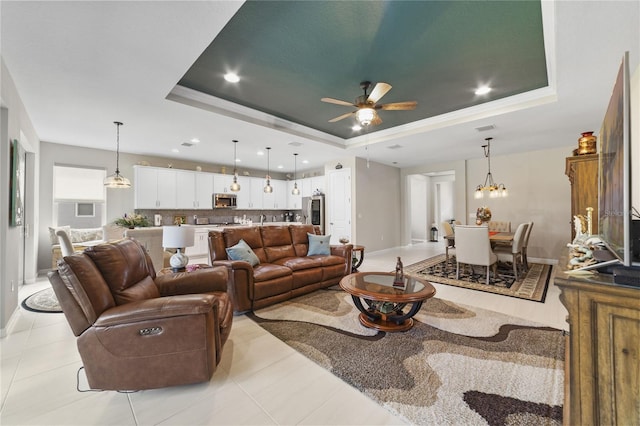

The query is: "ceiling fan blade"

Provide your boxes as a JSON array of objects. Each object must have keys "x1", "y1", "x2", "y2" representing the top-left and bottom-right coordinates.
[
  {"x1": 379, "y1": 101, "x2": 418, "y2": 111},
  {"x1": 321, "y1": 97, "x2": 355, "y2": 107},
  {"x1": 367, "y1": 82, "x2": 392, "y2": 104},
  {"x1": 328, "y1": 111, "x2": 355, "y2": 122}
]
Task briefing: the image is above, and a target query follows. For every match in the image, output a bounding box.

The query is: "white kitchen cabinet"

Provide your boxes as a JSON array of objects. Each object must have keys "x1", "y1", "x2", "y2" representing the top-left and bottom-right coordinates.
[
  {"x1": 287, "y1": 180, "x2": 302, "y2": 209},
  {"x1": 301, "y1": 177, "x2": 313, "y2": 197},
  {"x1": 194, "y1": 172, "x2": 214, "y2": 209},
  {"x1": 213, "y1": 173, "x2": 232, "y2": 194},
  {"x1": 235, "y1": 176, "x2": 263, "y2": 209},
  {"x1": 311, "y1": 175, "x2": 325, "y2": 195},
  {"x1": 134, "y1": 166, "x2": 177, "y2": 209},
  {"x1": 263, "y1": 180, "x2": 287, "y2": 209},
  {"x1": 185, "y1": 227, "x2": 211, "y2": 265},
  {"x1": 249, "y1": 177, "x2": 265, "y2": 209}
]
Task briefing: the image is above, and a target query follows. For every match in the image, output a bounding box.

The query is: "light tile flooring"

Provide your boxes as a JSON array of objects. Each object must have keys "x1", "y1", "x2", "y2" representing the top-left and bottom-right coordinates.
[{"x1": 1, "y1": 242, "x2": 568, "y2": 425}]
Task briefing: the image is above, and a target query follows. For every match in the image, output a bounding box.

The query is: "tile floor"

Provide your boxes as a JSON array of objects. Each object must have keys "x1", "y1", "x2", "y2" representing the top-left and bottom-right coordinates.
[{"x1": 1, "y1": 242, "x2": 568, "y2": 425}]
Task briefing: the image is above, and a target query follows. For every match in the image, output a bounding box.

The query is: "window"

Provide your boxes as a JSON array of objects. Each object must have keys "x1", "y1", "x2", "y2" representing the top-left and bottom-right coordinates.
[{"x1": 53, "y1": 165, "x2": 106, "y2": 228}]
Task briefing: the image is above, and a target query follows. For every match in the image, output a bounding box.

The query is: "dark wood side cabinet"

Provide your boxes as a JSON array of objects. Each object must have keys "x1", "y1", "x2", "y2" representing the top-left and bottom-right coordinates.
[
  {"x1": 565, "y1": 154, "x2": 599, "y2": 241},
  {"x1": 555, "y1": 269, "x2": 640, "y2": 425}
]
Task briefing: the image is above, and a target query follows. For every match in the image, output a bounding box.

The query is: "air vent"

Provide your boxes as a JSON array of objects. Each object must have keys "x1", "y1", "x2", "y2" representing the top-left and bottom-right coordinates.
[
  {"x1": 181, "y1": 142, "x2": 194, "y2": 147},
  {"x1": 288, "y1": 141, "x2": 303, "y2": 147},
  {"x1": 387, "y1": 144, "x2": 403, "y2": 150},
  {"x1": 475, "y1": 124, "x2": 495, "y2": 132}
]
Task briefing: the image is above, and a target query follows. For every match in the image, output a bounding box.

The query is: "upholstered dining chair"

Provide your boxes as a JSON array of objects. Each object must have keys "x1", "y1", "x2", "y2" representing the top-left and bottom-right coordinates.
[
  {"x1": 454, "y1": 225, "x2": 497, "y2": 285},
  {"x1": 56, "y1": 229, "x2": 75, "y2": 257},
  {"x1": 521, "y1": 221, "x2": 534, "y2": 271},
  {"x1": 441, "y1": 221, "x2": 456, "y2": 264},
  {"x1": 494, "y1": 222, "x2": 529, "y2": 280}
]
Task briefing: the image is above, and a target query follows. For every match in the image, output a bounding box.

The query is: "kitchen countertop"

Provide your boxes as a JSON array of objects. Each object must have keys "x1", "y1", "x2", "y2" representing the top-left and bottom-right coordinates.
[{"x1": 183, "y1": 222, "x2": 302, "y2": 228}]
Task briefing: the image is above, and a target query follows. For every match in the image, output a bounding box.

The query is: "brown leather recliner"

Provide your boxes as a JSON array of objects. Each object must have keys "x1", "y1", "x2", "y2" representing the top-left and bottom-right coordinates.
[{"x1": 48, "y1": 238, "x2": 233, "y2": 391}]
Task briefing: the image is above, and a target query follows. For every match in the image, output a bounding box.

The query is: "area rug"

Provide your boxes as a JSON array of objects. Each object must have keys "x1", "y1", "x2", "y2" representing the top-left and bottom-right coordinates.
[
  {"x1": 404, "y1": 254, "x2": 553, "y2": 303},
  {"x1": 249, "y1": 288, "x2": 565, "y2": 426},
  {"x1": 21, "y1": 287, "x2": 62, "y2": 313}
]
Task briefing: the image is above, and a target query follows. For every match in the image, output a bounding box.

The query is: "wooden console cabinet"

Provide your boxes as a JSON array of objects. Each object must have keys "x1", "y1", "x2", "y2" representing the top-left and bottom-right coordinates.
[
  {"x1": 565, "y1": 154, "x2": 599, "y2": 240},
  {"x1": 555, "y1": 269, "x2": 639, "y2": 425}
]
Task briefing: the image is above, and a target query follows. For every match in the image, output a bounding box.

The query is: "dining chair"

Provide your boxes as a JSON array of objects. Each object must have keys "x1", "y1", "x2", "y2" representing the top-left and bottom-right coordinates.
[
  {"x1": 441, "y1": 221, "x2": 456, "y2": 265},
  {"x1": 454, "y1": 225, "x2": 497, "y2": 285},
  {"x1": 56, "y1": 229, "x2": 75, "y2": 257},
  {"x1": 521, "y1": 222, "x2": 534, "y2": 271},
  {"x1": 494, "y1": 222, "x2": 529, "y2": 280}
]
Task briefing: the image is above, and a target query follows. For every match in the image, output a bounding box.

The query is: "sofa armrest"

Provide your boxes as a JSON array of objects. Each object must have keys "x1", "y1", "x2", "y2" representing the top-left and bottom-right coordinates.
[
  {"x1": 155, "y1": 266, "x2": 229, "y2": 296},
  {"x1": 331, "y1": 244, "x2": 353, "y2": 275},
  {"x1": 211, "y1": 260, "x2": 254, "y2": 314},
  {"x1": 94, "y1": 294, "x2": 218, "y2": 327}
]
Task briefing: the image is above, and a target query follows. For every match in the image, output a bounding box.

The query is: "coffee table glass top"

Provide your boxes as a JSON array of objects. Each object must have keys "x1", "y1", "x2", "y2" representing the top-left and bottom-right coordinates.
[{"x1": 340, "y1": 272, "x2": 435, "y2": 301}]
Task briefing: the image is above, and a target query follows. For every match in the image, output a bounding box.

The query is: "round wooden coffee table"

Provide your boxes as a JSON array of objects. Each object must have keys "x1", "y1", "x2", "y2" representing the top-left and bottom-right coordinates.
[{"x1": 339, "y1": 272, "x2": 436, "y2": 332}]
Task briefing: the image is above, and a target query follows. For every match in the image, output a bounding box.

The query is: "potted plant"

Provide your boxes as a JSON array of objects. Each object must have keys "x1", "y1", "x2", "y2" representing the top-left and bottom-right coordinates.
[{"x1": 113, "y1": 213, "x2": 151, "y2": 229}]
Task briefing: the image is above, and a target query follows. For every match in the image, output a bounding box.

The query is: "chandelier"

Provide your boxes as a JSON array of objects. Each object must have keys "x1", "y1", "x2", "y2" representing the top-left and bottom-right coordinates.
[
  {"x1": 474, "y1": 137, "x2": 507, "y2": 199},
  {"x1": 103, "y1": 121, "x2": 131, "y2": 188},
  {"x1": 229, "y1": 139, "x2": 240, "y2": 192}
]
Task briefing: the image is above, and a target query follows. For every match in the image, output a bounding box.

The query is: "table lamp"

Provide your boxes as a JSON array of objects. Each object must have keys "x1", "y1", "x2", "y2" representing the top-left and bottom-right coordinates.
[{"x1": 163, "y1": 226, "x2": 195, "y2": 272}]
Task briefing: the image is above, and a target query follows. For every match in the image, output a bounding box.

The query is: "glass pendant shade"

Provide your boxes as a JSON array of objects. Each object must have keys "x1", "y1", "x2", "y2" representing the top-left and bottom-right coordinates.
[
  {"x1": 291, "y1": 152, "x2": 300, "y2": 195},
  {"x1": 104, "y1": 121, "x2": 131, "y2": 188},
  {"x1": 230, "y1": 139, "x2": 241, "y2": 192},
  {"x1": 264, "y1": 147, "x2": 273, "y2": 193}
]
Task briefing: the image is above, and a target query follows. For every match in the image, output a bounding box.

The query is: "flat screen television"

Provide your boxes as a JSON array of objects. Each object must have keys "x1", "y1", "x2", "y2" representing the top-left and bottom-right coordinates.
[{"x1": 598, "y1": 51, "x2": 639, "y2": 267}]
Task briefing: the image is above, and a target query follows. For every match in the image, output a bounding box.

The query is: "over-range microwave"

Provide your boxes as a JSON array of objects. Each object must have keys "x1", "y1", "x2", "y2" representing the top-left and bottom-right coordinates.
[{"x1": 213, "y1": 193, "x2": 237, "y2": 209}]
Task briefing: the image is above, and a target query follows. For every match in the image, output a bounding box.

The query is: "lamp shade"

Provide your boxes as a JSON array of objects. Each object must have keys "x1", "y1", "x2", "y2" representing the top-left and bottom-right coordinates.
[{"x1": 162, "y1": 226, "x2": 195, "y2": 249}]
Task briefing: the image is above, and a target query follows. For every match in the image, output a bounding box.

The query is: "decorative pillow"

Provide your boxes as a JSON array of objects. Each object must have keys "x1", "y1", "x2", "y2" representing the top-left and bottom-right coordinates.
[
  {"x1": 226, "y1": 239, "x2": 260, "y2": 266},
  {"x1": 307, "y1": 233, "x2": 331, "y2": 256},
  {"x1": 49, "y1": 225, "x2": 71, "y2": 245},
  {"x1": 69, "y1": 227, "x2": 103, "y2": 243}
]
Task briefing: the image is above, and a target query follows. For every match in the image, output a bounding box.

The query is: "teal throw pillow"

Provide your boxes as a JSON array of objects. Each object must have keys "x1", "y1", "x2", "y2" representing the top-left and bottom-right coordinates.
[
  {"x1": 307, "y1": 233, "x2": 331, "y2": 256},
  {"x1": 226, "y1": 239, "x2": 260, "y2": 266}
]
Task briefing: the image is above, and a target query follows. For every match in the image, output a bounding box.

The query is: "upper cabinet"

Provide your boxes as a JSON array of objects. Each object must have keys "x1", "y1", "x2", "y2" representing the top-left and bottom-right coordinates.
[
  {"x1": 263, "y1": 180, "x2": 287, "y2": 209},
  {"x1": 213, "y1": 173, "x2": 233, "y2": 194},
  {"x1": 134, "y1": 166, "x2": 177, "y2": 209},
  {"x1": 287, "y1": 180, "x2": 302, "y2": 209},
  {"x1": 236, "y1": 176, "x2": 264, "y2": 209},
  {"x1": 176, "y1": 171, "x2": 214, "y2": 209}
]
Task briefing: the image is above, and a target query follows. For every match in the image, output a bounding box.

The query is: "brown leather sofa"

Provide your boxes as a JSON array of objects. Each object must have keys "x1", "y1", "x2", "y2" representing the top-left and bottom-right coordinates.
[
  {"x1": 48, "y1": 238, "x2": 233, "y2": 391},
  {"x1": 208, "y1": 224, "x2": 353, "y2": 313}
]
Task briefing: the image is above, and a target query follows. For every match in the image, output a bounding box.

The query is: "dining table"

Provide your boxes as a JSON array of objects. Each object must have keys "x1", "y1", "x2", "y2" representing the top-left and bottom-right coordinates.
[{"x1": 444, "y1": 231, "x2": 514, "y2": 246}]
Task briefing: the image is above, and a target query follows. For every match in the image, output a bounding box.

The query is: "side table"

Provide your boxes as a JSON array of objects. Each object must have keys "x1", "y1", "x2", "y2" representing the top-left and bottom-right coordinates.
[
  {"x1": 352, "y1": 245, "x2": 365, "y2": 272},
  {"x1": 157, "y1": 263, "x2": 211, "y2": 276}
]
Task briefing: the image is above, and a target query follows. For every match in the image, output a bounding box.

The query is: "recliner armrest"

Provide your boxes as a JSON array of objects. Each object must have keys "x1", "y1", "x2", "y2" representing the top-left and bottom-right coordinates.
[
  {"x1": 155, "y1": 266, "x2": 229, "y2": 296},
  {"x1": 211, "y1": 260, "x2": 255, "y2": 313},
  {"x1": 94, "y1": 294, "x2": 219, "y2": 327}
]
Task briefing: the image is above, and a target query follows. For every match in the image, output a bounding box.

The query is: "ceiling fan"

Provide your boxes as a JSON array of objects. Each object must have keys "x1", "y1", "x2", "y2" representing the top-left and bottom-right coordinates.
[{"x1": 321, "y1": 81, "x2": 417, "y2": 127}]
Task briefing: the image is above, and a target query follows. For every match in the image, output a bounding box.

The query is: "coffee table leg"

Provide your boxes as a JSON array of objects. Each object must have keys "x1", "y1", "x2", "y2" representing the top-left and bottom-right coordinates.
[{"x1": 351, "y1": 295, "x2": 380, "y2": 322}]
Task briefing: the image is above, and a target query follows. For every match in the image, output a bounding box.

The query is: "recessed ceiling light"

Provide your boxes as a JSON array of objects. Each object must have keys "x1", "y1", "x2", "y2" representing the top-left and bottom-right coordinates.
[
  {"x1": 235, "y1": 158, "x2": 241, "y2": 163},
  {"x1": 302, "y1": 160, "x2": 309, "y2": 164},
  {"x1": 224, "y1": 72, "x2": 240, "y2": 83},
  {"x1": 190, "y1": 138, "x2": 200, "y2": 144},
  {"x1": 277, "y1": 165, "x2": 283, "y2": 169},
  {"x1": 257, "y1": 150, "x2": 264, "y2": 156},
  {"x1": 171, "y1": 148, "x2": 180, "y2": 153},
  {"x1": 475, "y1": 85, "x2": 491, "y2": 95},
  {"x1": 352, "y1": 124, "x2": 362, "y2": 131}
]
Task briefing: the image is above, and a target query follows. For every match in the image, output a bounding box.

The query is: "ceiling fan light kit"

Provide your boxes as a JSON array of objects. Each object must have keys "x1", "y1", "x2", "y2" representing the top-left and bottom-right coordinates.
[
  {"x1": 322, "y1": 81, "x2": 416, "y2": 127},
  {"x1": 104, "y1": 121, "x2": 131, "y2": 188},
  {"x1": 474, "y1": 137, "x2": 508, "y2": 199}
]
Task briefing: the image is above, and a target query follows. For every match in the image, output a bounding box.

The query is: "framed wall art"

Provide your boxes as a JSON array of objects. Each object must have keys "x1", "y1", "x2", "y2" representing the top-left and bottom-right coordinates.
[{"x1": 9, "y1": 139, "x2": 25, "y2": 227}]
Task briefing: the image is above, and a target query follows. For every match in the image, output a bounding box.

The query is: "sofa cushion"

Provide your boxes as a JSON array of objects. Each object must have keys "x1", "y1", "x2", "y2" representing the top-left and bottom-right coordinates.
[
  {"x1": 226, "y1": 239, "x2": 260, "y2": 267},
  {"x1": 253, "y1": 263, "x2": 292, "y2": 282},
  {"x1": 290, "y1": 225, "x2": 317, "y2": 256},
  {"x1": 307, "y1": 233, "x2": 331, "y2": 255},
  {"x1": 223, "y1": 227, "x2": 267, "y2": 263},
  {"x1": 261, "y1": 226, "x2": 296, "y2": 262},
  {"x1": 273, "y1": 256, "x2": 323, "y2": 271}
]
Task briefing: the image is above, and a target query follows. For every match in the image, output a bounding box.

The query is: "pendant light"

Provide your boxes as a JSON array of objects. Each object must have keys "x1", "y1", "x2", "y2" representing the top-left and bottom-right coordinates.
[
  {"x1": 104, "y1": 121, "x2": 131, "y2": 188},
  {"x1": 474, "y1": 137, "x2": 507, "y2": 199},
  {"x1": 229, "y1": 139, "x2": 241, "y2": 192},
  {"x1": 291, "y1": 153, "x2": 301, "y2": 195},
  {"x1": 264, "y1": 147, "x2": 273, "y2": 193}
]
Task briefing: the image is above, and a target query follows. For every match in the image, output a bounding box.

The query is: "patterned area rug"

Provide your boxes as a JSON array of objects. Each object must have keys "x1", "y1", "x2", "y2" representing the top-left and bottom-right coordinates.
[
  {"x1": 21, "y1": 287, "x2": 62, "y2": 313},
  {"x1": 249, "y1": 288, "x2": 564, "y2": 426},
  {"x1": 404, "y1": 255, "x2": 553, "y2": 303}
]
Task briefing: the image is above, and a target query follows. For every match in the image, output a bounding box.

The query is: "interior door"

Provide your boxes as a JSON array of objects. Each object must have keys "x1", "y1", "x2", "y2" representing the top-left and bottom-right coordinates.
[{"x1": 327, "y1": 168, "x2": 351, "y2": 244}]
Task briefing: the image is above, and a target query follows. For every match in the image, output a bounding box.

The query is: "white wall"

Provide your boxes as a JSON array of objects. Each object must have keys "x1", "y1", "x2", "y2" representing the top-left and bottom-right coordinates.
[
  {"x1": 408, "y1": 174, "x2": 428, "y2": 242},
  {"x1": 1, "y1": 59, "x2": 40, "y2": 335}
]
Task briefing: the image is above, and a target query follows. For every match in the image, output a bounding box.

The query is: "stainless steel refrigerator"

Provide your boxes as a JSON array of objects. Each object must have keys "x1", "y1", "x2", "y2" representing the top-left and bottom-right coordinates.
[{"x1": 302, "y1": 195, "x2": 325, "y2": 234}]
